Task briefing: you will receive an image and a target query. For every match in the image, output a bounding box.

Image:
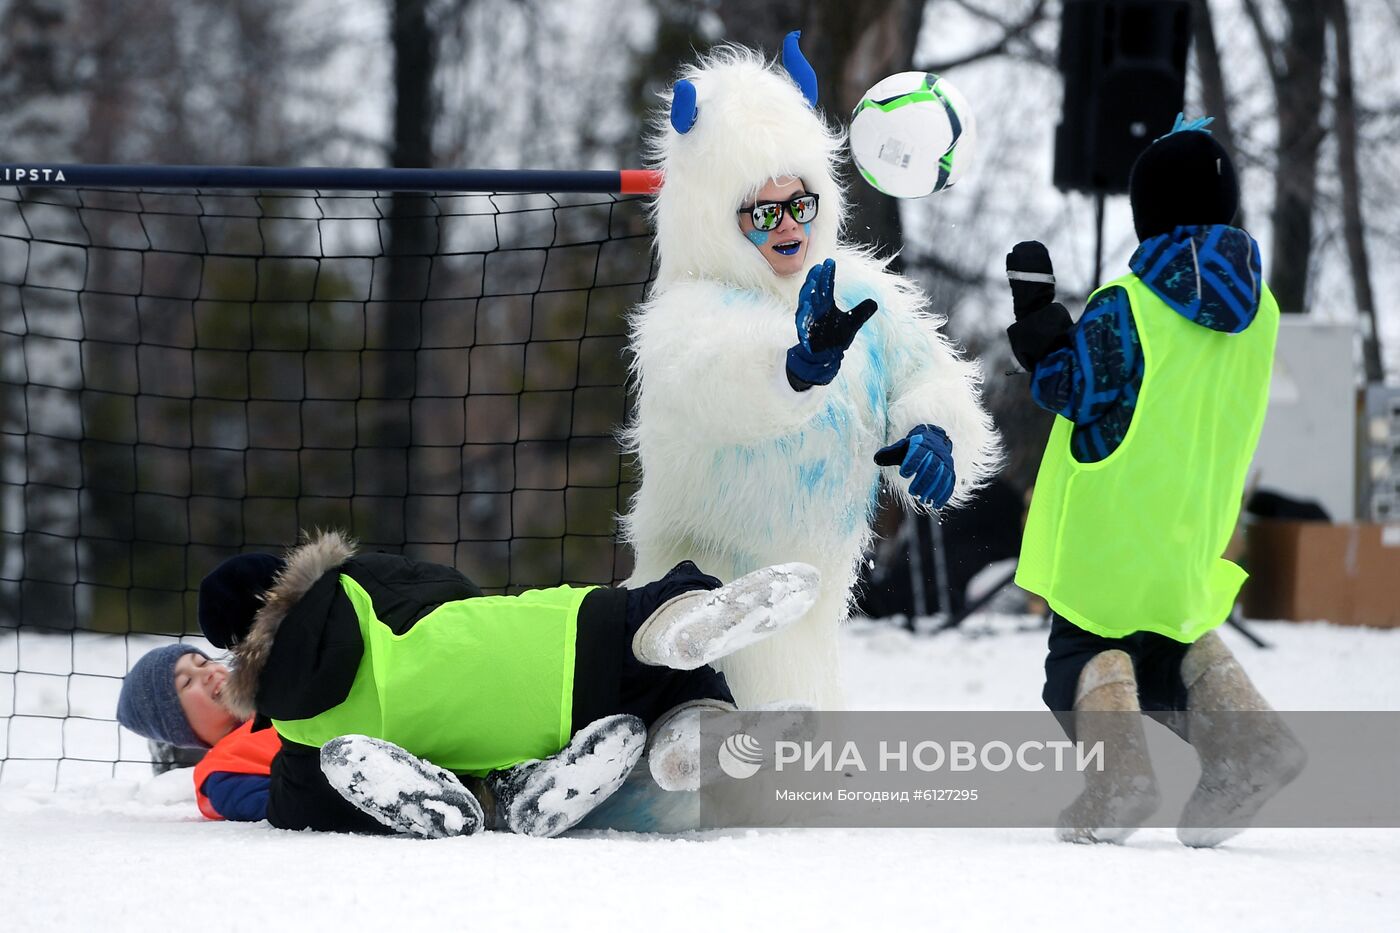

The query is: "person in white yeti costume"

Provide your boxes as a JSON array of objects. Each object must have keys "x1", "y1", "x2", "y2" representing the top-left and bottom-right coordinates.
[{"x1": 622, "y1": 34, "x2": 1000, "y2": 709}]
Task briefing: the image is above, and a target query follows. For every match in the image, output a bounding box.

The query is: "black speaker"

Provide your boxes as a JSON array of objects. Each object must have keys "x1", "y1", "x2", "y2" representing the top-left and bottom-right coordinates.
[{"x1": 1054, "y1": 0, "x2": 1192, "y2": 194}]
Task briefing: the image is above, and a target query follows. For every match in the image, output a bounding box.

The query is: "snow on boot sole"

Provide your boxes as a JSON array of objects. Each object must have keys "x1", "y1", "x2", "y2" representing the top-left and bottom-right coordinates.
[
  {"x1": 633, "y1": 562, "x2": 820, "y2": 670},
  {"x1": 490, "y1": 714, "x2": 646, "y2": 838},
  {"x1": 320, "y1": 735, "x2": 484, "y2": 839}
]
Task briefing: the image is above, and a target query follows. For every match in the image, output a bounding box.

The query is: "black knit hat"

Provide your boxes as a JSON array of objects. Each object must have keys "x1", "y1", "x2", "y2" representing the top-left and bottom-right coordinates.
[
  {"x1": 1128, "y1": 116, "x2": 1239, "y2": 241},
  {"x1": 198, "y1": 553, "x2": 285, "y2": 649}
]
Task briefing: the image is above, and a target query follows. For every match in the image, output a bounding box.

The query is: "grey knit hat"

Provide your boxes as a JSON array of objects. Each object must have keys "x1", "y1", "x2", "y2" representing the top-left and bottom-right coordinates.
[{"x1": 116, "y1": 644, "x2": 211, "y2": 749}]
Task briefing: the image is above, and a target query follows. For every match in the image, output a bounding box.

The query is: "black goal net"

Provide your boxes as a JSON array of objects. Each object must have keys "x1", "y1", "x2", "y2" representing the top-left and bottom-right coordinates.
[{"x1": 0, "y1": 182, "x2": 655, "y2": 785}]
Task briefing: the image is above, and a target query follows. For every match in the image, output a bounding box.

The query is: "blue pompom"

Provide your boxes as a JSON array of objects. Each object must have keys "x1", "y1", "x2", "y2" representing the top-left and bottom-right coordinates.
[{"x1": 1160, "y1": 112, "x2": 1215, "y2": 140}]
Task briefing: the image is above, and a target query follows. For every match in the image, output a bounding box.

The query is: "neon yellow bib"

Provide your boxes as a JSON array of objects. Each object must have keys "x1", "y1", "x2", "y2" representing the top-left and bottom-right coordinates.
[
  {"x1": 275, "y1": 578, "x2": 586, "y2": 774},
  {"x1": 1016, "y1": 273, "x2": 1278, "y2": 642}
]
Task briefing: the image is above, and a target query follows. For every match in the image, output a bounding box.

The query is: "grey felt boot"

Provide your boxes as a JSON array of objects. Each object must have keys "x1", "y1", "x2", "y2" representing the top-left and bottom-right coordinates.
[
  {"x1": 1056, "y1": 649, "x2": 1161, "y2": 844},
  {"x1": 632, "y1": 562, "x2": 820, "y2": 670},
  {"x1": 1176, "y1": 632, "x2": 1307, "y2": 848}
]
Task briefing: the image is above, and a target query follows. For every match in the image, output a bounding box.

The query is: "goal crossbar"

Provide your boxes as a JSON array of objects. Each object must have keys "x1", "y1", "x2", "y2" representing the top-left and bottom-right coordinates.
[{"x1": 0, "y1": 164, "x2": 664, "y2": 195}]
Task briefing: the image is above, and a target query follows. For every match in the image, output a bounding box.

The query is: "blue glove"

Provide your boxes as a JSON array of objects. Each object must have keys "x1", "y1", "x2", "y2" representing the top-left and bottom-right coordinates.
[
  {"x1": 785, "y1": 259, "x2": 878, "y2": 390},
  {"x1": 874, "y1": 424, "x2": 956, "y2": 507}
]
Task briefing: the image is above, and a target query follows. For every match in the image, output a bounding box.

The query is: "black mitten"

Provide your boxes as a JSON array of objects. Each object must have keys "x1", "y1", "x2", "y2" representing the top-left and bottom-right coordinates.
[
  {"x1": 1006, "y1": 240, "x2": 1056, "y2": 319},
  {"x1": 1005, "y1": 240, "x2": 1072, "y2": 371},
  {"x1": 1007, "y1": 303, "x2": 1074, "y2": 372}
]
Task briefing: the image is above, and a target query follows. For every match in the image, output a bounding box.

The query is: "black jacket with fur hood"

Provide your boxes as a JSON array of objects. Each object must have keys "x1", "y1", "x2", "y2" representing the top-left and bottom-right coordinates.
[
  {"x1": 220, "y1": 530, "x2": 629, "y2": 833},
  {"x1": 224, "y1": 530, "x2": 488, "y2": 723}
]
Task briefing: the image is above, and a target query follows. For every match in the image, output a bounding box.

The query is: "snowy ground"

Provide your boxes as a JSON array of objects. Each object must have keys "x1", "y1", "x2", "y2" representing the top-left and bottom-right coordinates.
[{"x1": 3, "y1": 617, "x2": 1399, "y2": 932}]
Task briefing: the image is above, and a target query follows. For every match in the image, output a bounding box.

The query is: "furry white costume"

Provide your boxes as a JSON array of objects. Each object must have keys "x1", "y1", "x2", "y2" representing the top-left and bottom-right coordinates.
[{"x1": 622, "y1": 42, "x2": 1000, "y2": 708}]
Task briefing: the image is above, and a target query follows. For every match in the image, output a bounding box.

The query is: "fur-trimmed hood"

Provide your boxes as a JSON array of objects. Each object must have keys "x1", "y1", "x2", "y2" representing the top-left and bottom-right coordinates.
[
  {"x1": 224, "y1": 530, "x2": 356, "y2": 719},
  {"x1": 647, "y1": 44, "x2": 846, "y2": 304}
]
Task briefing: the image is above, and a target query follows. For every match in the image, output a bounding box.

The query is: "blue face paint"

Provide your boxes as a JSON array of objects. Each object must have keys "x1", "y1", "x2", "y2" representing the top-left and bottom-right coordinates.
[
  {"x1": 746, "y1": 229, "x2": 770, "y2": 247},
  {"x1": 803, "y1": 222, "x2": 811, "y2": 237}
]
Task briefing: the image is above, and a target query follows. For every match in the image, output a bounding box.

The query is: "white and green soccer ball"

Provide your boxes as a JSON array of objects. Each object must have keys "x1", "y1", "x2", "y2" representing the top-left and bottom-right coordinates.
[{"x1": 849, "y1": 71, "x2": 977, "y2": 199}]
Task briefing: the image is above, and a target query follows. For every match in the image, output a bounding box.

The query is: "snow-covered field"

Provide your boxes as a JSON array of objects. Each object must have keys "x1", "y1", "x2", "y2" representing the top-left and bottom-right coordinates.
[{"x1": 2, "y1": 617, "x2": 1398, "y2": 932}]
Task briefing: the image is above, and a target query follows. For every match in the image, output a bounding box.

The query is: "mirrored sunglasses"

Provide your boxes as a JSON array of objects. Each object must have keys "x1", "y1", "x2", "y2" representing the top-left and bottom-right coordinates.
[{"x1": 738, "y1": 193, "x2": 820, "y2": 232}]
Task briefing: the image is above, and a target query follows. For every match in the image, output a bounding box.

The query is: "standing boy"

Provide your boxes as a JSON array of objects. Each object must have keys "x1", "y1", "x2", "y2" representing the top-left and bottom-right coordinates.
[{"x1": 1007, "y1": 115, "x2": 1305, "y2": 847}]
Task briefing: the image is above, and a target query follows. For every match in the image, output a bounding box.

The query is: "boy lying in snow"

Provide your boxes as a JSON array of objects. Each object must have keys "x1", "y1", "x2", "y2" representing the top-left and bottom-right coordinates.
[
  {"x1": 194, "y1": 531, "x2": 818, "y2": 837},
  {"x1": 117, "y1": 643, "x2": 279, "y2": 822},
  {"x1": 117, "y1": 642, "x2": 653, "y2": 836}
]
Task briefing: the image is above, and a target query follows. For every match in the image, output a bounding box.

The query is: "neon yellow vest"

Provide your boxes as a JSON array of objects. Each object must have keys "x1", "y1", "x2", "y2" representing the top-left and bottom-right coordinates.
[
  {"x1": 1016, "y1": 273, "x2": 1279, "y2": 642},
  {"x1": 274, "y1": 577, "x2": 588, "y2": 775}
]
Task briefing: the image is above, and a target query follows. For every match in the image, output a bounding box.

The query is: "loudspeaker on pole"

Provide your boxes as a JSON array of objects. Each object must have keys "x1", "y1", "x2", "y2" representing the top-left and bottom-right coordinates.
[{"x1": 1054, "y1": 0, "x2": 1193, "y2": 194}]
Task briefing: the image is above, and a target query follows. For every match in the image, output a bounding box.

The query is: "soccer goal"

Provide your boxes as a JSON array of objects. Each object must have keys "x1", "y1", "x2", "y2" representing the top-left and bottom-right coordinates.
[{"x1": 0, "y1": 165, "x2": 661, "y2": 786}]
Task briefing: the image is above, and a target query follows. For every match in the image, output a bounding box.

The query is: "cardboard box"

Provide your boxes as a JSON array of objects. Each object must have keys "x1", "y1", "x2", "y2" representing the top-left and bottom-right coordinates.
[{"x1": 1242, "y1": 520, "x2": 1400, "y2": 628}]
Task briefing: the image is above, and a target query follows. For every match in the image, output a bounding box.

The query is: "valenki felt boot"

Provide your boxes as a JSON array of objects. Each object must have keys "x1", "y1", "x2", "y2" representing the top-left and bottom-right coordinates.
[
  {"x1": 631, "y1": 562, "x2": 820, "y2": 670},
  {"x1": 1176, "y1": 632, "x2": 1307, "y2": 848},
  {"x1": 1057, "y1": 649, "x2": 1161, "y2": 844}
]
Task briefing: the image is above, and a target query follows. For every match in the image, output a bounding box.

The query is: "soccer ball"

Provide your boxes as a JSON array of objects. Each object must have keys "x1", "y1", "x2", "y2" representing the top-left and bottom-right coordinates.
[{"x1": 849, "y1": 72, "x2": 977, "y2": 198}]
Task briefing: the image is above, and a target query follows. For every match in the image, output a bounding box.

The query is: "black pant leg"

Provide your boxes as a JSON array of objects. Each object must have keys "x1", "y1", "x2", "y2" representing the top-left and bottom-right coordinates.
[
  {"x1": 618, "y1": 561, "x2": 736, "y2": 722},
  {"x1": 571, "y1": 562, "x2": 738, "y2": 732},
  {"x1": 266, "y1": 738, "x2": 393, "y2": 834},
  {"x1": 1042, "y1": 613, "x2": 1126, "y2": 713},
  {"x1": 623, "y1": 560, "x2": 724, "y2": 622},
  {"x1": 1132, "y1": 630, "x2": 1192, "y2": 714},
  {"x1": 1043, "y1": 612, "x2": 1198, "y2": 744},
  {"x1": 571, "y1": 561, "x2": 733, "y2": 730}
]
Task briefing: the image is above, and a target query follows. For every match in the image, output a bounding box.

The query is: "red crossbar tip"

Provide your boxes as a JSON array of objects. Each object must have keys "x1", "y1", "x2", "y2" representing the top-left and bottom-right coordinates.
[{"x1": 620, "y1": 169, "x2": 663, "y2": 195}]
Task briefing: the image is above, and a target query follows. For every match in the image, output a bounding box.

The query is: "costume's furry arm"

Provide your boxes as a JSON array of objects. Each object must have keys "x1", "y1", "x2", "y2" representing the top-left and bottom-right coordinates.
[
  {"x1": 853, "y1": 265, "x2": 1001, "y2": 509},
  {"x1": 628, "y1": 280, "x2": 827, "y2": 446}
]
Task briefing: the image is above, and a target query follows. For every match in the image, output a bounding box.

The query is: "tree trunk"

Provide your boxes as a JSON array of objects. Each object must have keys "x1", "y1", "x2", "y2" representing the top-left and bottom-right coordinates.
[
  {"x1": 1328, "y1": 0, "x2": 1384, "y2": 382},
  {"x1": 1255, "y1": 0, "x2": 1327, "y2": 314},
  {"x1": 1190, "y1": 0, "x2": 1244, "y2": 228},
  {"x1": 0, "y1": 1, "x2": 83, "y2": 627},
  {"x1": 374, "y1": 0, "x2": 438, "y2": 518}
]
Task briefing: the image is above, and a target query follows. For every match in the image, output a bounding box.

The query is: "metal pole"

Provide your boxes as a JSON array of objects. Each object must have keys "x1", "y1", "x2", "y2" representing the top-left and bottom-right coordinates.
[
  {"x1": 1, "y1": 163, "x2": 664, "y2": 195},
  {"x1": 1093, "y1": 191, "x2": 1106, "y2": 285},
  {"x1": 904, "y1": 512, "x2": 926, "y2": 630},
  {"x1": 928, "y1": 513, "x2": 954, "y2": 629}
]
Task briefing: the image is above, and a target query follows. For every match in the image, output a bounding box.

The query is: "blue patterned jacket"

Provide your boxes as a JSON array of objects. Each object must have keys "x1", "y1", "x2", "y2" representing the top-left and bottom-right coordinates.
[{"x1": 1030, "y1": 225, "x2": 1265, "y2": 462}]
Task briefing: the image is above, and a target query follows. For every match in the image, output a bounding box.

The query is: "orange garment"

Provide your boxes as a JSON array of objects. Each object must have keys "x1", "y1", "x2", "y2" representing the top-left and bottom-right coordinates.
[{"x1": 193, "y1": 720, "x2": 281, "y2": 820}]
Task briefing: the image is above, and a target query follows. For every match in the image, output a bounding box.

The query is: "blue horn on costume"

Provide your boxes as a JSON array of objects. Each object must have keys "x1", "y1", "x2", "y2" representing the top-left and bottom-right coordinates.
[
  {"x1": 782, "y1": 30, "x2": 818, "y2": 108},
  {"x1": 670, "y1": 79, "x2": 698, "y2": 134}
]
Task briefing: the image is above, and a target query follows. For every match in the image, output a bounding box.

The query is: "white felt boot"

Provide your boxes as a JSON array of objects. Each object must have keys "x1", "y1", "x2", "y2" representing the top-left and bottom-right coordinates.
[
  {"x1": 646, "y1": 699, "x2": 737, "y2": 792},
  {"x1": 632, "y1": 563, "x2": 820, "y2": 670}
]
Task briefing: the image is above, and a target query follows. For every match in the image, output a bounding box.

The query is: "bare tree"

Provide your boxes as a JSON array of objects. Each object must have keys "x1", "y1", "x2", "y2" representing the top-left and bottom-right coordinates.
[
  {"x1": 1243, "y1": 0, "x2": 1327, "y2": 315},
  {"x1": 1327, "y1": 0, "x2": 1384, "y2": 382},
  {"x1": 1190, "y1": 0, "x2": 1243, "y2": 228}
]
